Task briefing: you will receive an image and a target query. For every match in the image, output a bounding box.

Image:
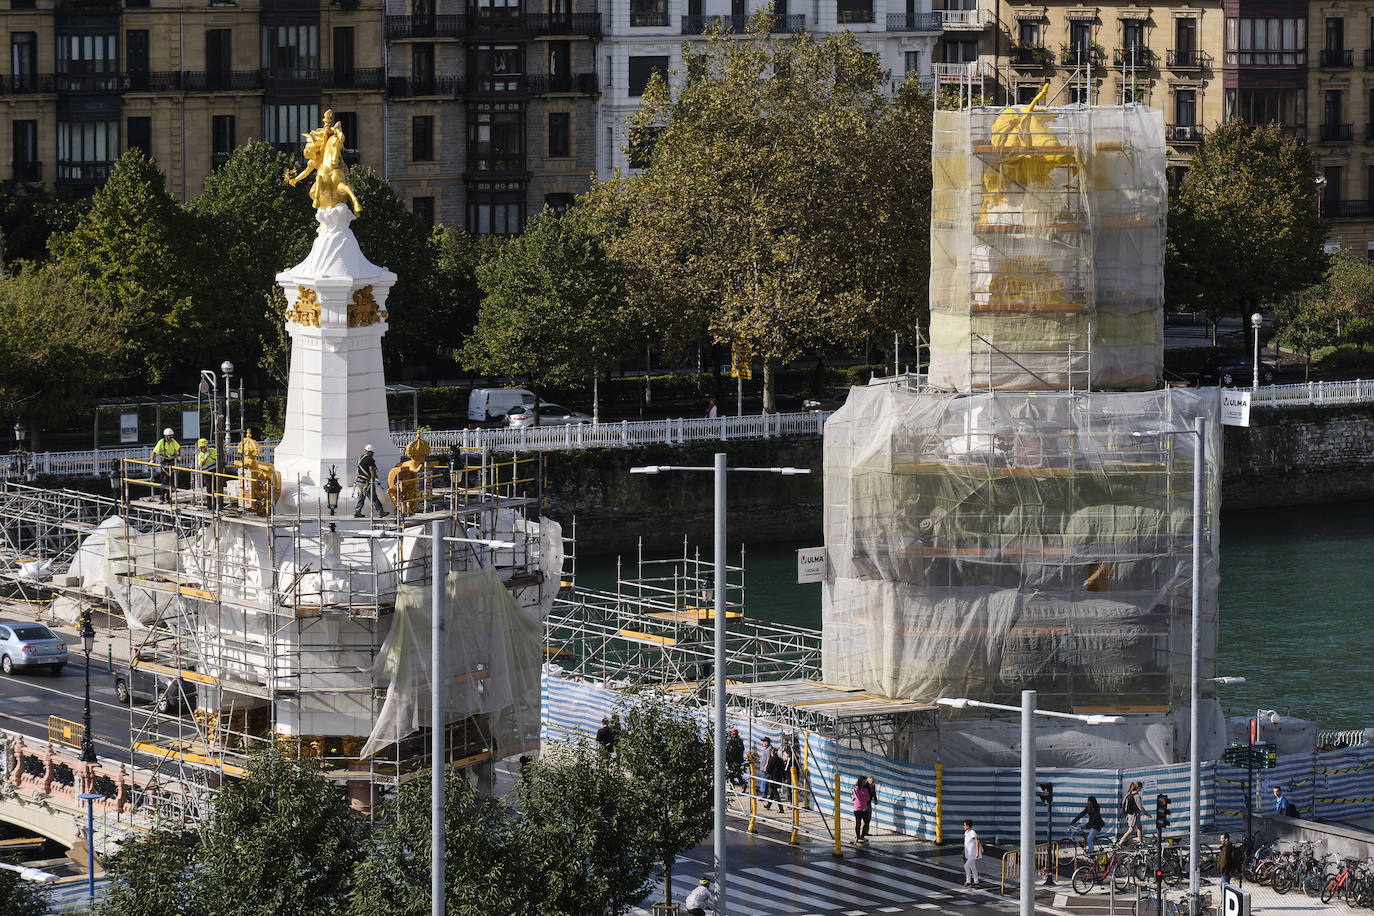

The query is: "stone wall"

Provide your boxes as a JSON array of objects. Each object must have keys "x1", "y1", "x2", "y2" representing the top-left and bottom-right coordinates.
[{"x1": 1223, "y1": 404, "x2": 1374, "y2": 508}]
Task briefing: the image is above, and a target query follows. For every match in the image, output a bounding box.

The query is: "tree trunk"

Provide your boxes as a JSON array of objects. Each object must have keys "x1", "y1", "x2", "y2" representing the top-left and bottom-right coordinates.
[{"x1": 762, "y1": 360, "x2": 776, "y2": 414}]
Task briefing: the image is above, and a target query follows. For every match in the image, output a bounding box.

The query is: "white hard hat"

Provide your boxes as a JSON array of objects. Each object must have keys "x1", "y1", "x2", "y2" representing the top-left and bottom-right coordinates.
[
  {"x1": 163, "y1": 428, "x2": 174, "y2": 436},
  {"x1": 364, "y1": 444, "x2": 375, "y2": 452}
]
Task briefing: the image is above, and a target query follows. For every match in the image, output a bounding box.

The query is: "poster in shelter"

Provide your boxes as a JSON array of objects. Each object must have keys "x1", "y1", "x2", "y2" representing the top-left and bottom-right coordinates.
[
  {"x1": 120, "y1": 413, "x2": 138, "y2": 444},
  {"x1": 182, "y1": 410, "x2": 199, "y2": 441}
]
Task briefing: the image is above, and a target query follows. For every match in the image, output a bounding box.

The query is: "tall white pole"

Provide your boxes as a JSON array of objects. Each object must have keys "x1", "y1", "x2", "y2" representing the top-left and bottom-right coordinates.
[
  {"x1": 1188, "y1": 416, "x2": 1204, "y2": 912},
  {"x1": 1020, "y1": 689, "x2": 1036, "y2": 916},
  {"x1": 713, "y1": 452, "x2": 728, "y2": 915},
  {"x1": 432, "y1": 519, "x2": 447, "y2": 916}
]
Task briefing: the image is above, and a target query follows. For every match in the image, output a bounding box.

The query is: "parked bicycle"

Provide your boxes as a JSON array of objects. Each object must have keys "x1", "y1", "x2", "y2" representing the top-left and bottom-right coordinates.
[
  {"x1": 1133, "y1": 884, "x2": 1182, "y2": 916},
  {"x1": 1072, "y1": 845, "x2": 1141, "y2": 895}
]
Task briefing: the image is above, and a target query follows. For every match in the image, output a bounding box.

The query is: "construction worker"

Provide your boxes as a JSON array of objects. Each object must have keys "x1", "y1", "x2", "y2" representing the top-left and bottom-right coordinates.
[
  {"x1": 194, "y1": 438, "x2": 217, "y2": 507},
  {"x1": 353, "y1": 444, "x2": 387, "y2": 518},
  {"x1": 151, "y1": 428, "x2": 181, "y2": 502}
]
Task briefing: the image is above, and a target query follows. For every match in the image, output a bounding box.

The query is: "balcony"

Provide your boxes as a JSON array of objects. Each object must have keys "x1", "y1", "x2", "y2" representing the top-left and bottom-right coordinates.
[
  {"x1": 466, "y1": 74, "x2": 527, "y2": 94},
  {"x1": 1113, "y1": 46, "x2": 1157, "y2": 69},
  {"x1": 837, "y1": 7, "x2": 874, "y2": 24},
  {"x1": 322, "y1": 68, "x2": 385, "y2": 90},
  {"x1": 468, "y1": 11, "x2": 528, "y2": 35},
  {"x1": 1010, "y1": 44, "x2": 1052, "y2": 68},
  {"x1": 1165, "y1": 123, "x2": 1203, "y2": 144},
  {"x1": 887, "y1": 12, "x2": 941, "y2": 31},
  {"x1": 0, "y1": 74, "x2": 55, "y2": 93},
  {"x1": 769, "y1": 13, "x2": 805, "y2": 32},
  {"x1": 1166, "y1": 48, "x2": 1209, "y2": 70},
  {"x1": 630, "y1": 9, "x2": 670, "y2": 26},
  {"x1": 127, "y1": 71, "x2": 183, "y2": 91},
  {"x1": 1059, "y1": 44, "x2": 1104, "y2": 68},
  {"x1": 384, "y1": 14, "x2": 466, "y2": 39},
  {"x1": 939, "y1": 8, "x2": 990, "y2": 29},
  {"x1": 185, "y1": 70, "x2": 265, "y2": 91},
  {"x1": 386, "y1": 76, "x2": 463, "y2": 98},
  {"x1": 1319, "y1": 49, "x2": 1352, "y2": 68},
  {"x1": 55, "y1": 162, "x2": 113, "y2": 184},
  {"x1": 528, "y1": 12, "x2": 601, "y2": 36},
  {"x1": 1326, "y1": 200, "x2": 1372, "y2": 219},
  {"x1": 932, "y1": 60, "x2": 985, "y2": 82},
  {"x1": 11, "y1": 161, "x2": 41, "y2": 182},
  {"x1": 526, "y1": 72, "x2": 598, "y2": 94},
  {"x1": 54, "y1": 72, "x2": 124, "y2": 92},
  {"x1": 1319, "y1": 123, "x2": 1353, "y2": 142}
]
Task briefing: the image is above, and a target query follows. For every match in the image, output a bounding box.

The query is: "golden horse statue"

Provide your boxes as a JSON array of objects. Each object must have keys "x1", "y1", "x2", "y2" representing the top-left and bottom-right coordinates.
[
  {"x1": 388, "y1": 435, "x2": 435, "y2": 516},
  {"x1": 285, "y1": 109, "x2": 363, "y2": 214},
  {"x1": 235, "y1": 431, "x2": 282, "y2": 517}
]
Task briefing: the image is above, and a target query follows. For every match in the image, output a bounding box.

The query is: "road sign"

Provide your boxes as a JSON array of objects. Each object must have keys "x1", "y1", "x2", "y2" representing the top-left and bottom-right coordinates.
[
  {"x1": 1221, "y1": 743, "x2": 1277, "y2": 769},
  {"x1": 730, "y1": 338, "x2": 752, "y2": 380},
  {"x1": 1221, "y1": 390, "x2": 1251, "y2": 427},
  {"x1": 1222, "y1": 883, "x2": 1251, "y2": 916}
]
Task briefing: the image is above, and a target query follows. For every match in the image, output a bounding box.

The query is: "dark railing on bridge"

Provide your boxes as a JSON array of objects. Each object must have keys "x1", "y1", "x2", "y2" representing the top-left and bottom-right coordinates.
[
  {"x1": 886, "y1": 12, "x2": 940, "y2": 31},
  {"x1": 1319, "y1": 48, "x2": 1353, "y2": 68},
  {"x1": 1319, "y1": 122, "x2": 1353, "y2": 142},
  {"x1": 1166, "y1": 48, "x2": 1209, "y2": 69},
  {"x1": 526, "y1": 72, "x2": 598, "y2": 94},
  {"x1": 11, "y1": 161, "x2": 41, "y2": 182}
]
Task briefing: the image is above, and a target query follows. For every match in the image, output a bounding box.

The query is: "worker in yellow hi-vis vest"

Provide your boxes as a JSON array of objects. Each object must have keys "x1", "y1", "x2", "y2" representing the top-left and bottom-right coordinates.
[
  {"x1": 194, "y1": 438, "x2": 217, "y2": 508},
  {"x1": 150, "y1": 428, "x2": 181, "y2": 503}
]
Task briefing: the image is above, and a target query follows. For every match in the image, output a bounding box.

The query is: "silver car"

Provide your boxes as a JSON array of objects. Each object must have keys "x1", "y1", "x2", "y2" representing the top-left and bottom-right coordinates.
[{"x1": 0, "y1": 622, "x2": 68, "y2": 674}]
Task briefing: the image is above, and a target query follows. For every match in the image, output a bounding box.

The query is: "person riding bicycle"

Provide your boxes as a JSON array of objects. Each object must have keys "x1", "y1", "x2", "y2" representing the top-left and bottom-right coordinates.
[{"x1": 1070, "y1": 795, "x2": 1106, "y2": 853}]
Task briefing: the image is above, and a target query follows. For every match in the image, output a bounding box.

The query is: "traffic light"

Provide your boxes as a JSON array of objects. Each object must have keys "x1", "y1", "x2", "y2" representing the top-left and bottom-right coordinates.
[
  {"x1": 1037, "y1": 782, "x2": 1053, "y2": 807},
  {"x1": 1156, "y1": 793, "x2": 1171, "y2": 831}
]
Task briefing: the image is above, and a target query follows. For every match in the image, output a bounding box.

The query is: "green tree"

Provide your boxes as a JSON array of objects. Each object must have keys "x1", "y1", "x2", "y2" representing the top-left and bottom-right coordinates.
[
  {"x1": 0, "y1": 262, "x2": 131, "y2": 432},
  {"x1": 462, "y1": 206, "x2": 628, "y2": 417},
  {"x1": 608, "y1": 17, "x2": 934, "y2": 410},
  {"x1": 96, "y1": 829, "x2": 200, "y2": 916},
  {"x1": 1324, "y1": 248, "x2": 1374, "y2": 350},
  {"x1": 48, "y1": 150, "x2": 205, "y2": 383},
  {"x1": 432, "y1": 226, "x2": 501, "y2": 365},
  {"x1": 195, "y1": 750, "x2": 368, "y2": 916},
  {"x1": 189, "y1": 141, "x2": 315, "y2": 377},
  {"x1": 0, "y1": 180, "x2": 82, "y2": 269},
  {"x1": 1166, "y1": 122, "x2": 1326, "y2": 330}
]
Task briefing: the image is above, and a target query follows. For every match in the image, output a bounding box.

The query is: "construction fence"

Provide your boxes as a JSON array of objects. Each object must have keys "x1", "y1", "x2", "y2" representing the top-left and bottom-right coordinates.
[{"x1": 1214, "y1": 742, "x2": 1374, "y2": 829}]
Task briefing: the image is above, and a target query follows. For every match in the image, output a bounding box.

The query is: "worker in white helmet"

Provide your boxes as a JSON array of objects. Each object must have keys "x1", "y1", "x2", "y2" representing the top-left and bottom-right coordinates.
[
  {"x1": 151, "y1": 428, "x2": 181, "y2": 503},
  {"x1": 353, "y1": 443, "x2": 387, "y2": 518}
]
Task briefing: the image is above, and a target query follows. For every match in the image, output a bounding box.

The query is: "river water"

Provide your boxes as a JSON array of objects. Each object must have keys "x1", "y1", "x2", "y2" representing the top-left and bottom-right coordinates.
[{"x1": 577, "y1": 501, "x2": 1374, "y2": 730}]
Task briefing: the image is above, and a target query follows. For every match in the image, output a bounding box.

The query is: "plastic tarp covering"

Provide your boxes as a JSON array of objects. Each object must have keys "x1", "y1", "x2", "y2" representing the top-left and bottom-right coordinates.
[
  {"x1": 928, "y1": 104, "x2": 1166, "y2": 391},
  {"x1": 822, "y1": 386, "x2": 1221, "y2": 721},
  {"x1": 361, "y1": 564, "x2": 542, "y2": 759}
]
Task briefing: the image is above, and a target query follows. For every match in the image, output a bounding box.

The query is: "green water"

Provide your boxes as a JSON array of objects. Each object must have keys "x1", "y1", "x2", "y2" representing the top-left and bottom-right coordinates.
[{"x1": 576, "y1": 501, "x2": 1374, "y2": 730}]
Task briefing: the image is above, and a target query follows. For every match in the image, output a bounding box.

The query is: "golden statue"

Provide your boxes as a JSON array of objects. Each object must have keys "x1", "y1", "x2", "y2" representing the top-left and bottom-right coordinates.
[
  {"x1": 235, "y1": 431, "x2": 282, "y2": 517},
  {"x1": 387, "y1": 435, "x2": 434, "y2": 516},
  {"x1": 983, "y1": 83, "x2": 1080, "y2": 196},
  {"x1": 285, "y1": 109, "x2": 363, "y2": 215}
]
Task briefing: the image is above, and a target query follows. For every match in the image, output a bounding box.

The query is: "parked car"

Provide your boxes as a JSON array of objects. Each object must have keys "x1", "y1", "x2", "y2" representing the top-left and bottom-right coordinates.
[
  {"x1": 0, "y1": 622, "x2": 67, "y2": 674},
  {"x1": 468, "y1": 388, "x2": 535, "y2": 423},
  {"x1": 506, "y1": 402, "x2": 593, "y2": 428},
  {"x1": 1198, "y1": 355, "x2": 1278, "y2": 387},
  {"x1": 114, "y1": 650, "x2": 197, "y2": 714}
]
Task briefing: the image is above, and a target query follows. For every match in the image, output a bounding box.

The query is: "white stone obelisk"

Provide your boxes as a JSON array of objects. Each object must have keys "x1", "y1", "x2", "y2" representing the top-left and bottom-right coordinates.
[{"x1": 272, "y1": 204, "x2": 400, "y2": 508}]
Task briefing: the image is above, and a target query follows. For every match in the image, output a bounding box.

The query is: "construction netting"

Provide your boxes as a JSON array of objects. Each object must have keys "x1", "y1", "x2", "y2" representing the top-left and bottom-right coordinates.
[
  {"x1": 928, "y1": 102, "x2": 1167, "y2": 391},
  {"x1": 821, "y1": 386, "x2": 1220, "y2": 716}
]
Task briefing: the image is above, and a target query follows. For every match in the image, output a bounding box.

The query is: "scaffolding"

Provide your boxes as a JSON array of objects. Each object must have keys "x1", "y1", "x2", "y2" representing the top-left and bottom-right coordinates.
[{"x1": 0, "y1": 442, "x2": 554, "y2": 826}]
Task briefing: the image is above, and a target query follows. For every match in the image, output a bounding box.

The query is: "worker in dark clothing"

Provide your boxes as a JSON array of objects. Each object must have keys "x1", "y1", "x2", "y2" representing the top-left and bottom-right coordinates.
[
  {"x1": 353, "y1": 444, "x2": 388, "y2": 518},
  {"x1": 595, "y1": 717, "x2": 616, "y2": 756},
  {"x1": 763, "y1": 747, "x2": 787, "y2": 811},
  {"x1": 725, "y1": 727, "x2": 745, "y2": 787}
]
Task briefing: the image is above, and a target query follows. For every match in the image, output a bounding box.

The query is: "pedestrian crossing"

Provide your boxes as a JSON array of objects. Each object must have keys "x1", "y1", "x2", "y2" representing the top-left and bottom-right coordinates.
[{"x1": 630, "y1": 849, "x2": 1016, "y2": 915}]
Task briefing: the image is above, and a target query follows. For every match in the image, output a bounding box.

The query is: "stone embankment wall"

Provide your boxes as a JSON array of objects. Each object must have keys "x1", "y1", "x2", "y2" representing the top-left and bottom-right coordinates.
[{"x1": 543, "y1": 405, "x2": 1374, "y2": 554}]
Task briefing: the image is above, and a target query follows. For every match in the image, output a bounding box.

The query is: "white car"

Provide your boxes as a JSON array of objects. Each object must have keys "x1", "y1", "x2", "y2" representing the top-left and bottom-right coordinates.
[{"x1": 506, "y1": 402, "x2": 592, "y2": 428}]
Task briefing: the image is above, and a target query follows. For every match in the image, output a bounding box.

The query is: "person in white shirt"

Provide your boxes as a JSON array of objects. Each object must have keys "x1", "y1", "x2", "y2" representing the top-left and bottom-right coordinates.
[
  {"x1": 963, "y1": 818, "x2": 983, "y2": 888},
  {"x1": 685, "y1": 877, "x2": 713, "y2": 916}
]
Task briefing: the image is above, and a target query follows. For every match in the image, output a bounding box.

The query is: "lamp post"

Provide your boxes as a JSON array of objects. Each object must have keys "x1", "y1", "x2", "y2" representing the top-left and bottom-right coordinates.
[
  {"x1": 630, "y1": 455, "x2": 812, "y2": 916},
  {"x1": 1250, "y1": 313, "x2": 1263, "y2": 391},
  {"x1": 1315, "y1": 175, "x2": 1327, "y2": 220},
  {"x1": 79, "y1": 613, "x2": 97, "y2": 764},
  {"x1": 77, "y1": 791, "x2": 100, "y2": 904},
  {"x1": 324, "y1": 466, "x2": 343, "y2": 515},
  {"x1": 12, "y1": 419, "x2": 28, "y2": 481},
  {"x1": 936, "y1": 695, "x2": 1122, "y2": 916},
  {"x1": 220, "y1": 361, "x2": 235, "y2": 445}
]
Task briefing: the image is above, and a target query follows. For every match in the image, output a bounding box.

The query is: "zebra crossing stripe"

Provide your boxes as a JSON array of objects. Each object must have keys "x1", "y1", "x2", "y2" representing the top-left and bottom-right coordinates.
[
  {"x1": 779, "y1": 861, "x2": 926, "y2": 905},
  {"x1": 744, "y1": 864, "x2": 889, "y2": 908},
  {"x1": 844, "y1": 855, "x2": 962, "y2": 897},
  {"x1": 727, "y1": 869, "x2": 859, "y2": 911}
]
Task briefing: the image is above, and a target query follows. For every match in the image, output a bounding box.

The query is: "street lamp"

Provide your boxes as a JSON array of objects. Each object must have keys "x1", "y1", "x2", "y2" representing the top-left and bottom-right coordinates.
[
  {"x1": 79, "y1": 613, "x2": 97, "y2": 764},
  {"x1": 220, "y1": 361, "x2": 235, "y2": 445},
  {"x1": 12, "y1": 419, "x2": 28, "y2": 481},
  {"x1": 1250, "y1": 313, "x2": 1263, "y2": 391},
  {"x1": 1315, "y1": 175, "x2": 1327, "y2": 220},
  {"x1": 77, "y1": 791, "x2": 101, "y2": 905},
  {"x1": 630, "y1": 455, "x2": 812, "y2": 916},
  {"x1": 936, "y1": 694, "x2": 1123, "y2": 916},
  {"x1": 323, "y1": 466, "x2": 343, "y2": 515}
]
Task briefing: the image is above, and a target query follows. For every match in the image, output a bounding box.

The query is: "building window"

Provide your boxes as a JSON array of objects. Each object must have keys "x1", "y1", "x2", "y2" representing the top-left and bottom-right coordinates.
[
  {"x1": 127, "y1": 30, "x2": 149, "y2": 88},
  {"x1": 57, "y1": 120, "x2": 119, "y2": 182},
  {"x1": 627, "y1": 55, "x2": 668, "y2": 97},
  {"x1": 1018, "y1": 21, "x2": 1041, "y2": 46},
  {"x1": 206, "y1": 29, "x2": 232, "y2": 89},
  {"x1": 1016, "y1": 83, "x2": 1041, "y2": 104},
  {"x1": 1224, "y1": 17, "x2": 1305, "y2": 66},
  {"x1": 334, "y1": 111, "x2": 358, "y2": 162},
  {"x1": 1069, "y1": 20, "x2": 1092, "y2": 53},
  {"x1": 1173, "y1": 88, "x2": 1196, "y2": 127},
  {"x1": 940, "y1": 39, "x2": 978, "y2": 63},
  {"x1": 469, "y1": 44, "x2": 524, "y2": 92},
  {"x1": 1322, "y1": 166, "x2": 1341, "y2": 208},
  {"x1": 466, "y1": 181, "x2": 524, "y2": 235},
  {"x1": 1122, "y1": 18, "x2": 1144, "y2": 52},
  {"x1": 413, "y1": 116, "x2": 435, "y2": 161},
  {"x1": 11, "y1": 33, "x2": 36, "y2": 91},
  {"x1": 333, "y1": 27, "x2": 355, "y2": 83},
  {"x1": 548, "y1": 111, "x2": 570, "y2": 157},
  {"x1": 261, "y1": 24, "x2": 320, "y2": 78},
  {"x1": 56, "y1": 33, "x2": 119, "y2": 90},
  {"x1": 10, "y1": 0, "x2": 35, "y2": 9},
  {"x1": 127, "y1": 116, "x2": 150, "y2": 155},
  {"x1": 12, "y1": 121, "x2": 38, "y2": 181},
  {"x1": 1068, "y1": 84, "x2": 1090, "y2": 104},
  {"x1": 263, "y1": 104, "x2": 320, "y2": 154},
  {"x1": 467, "y1": 103, "x2": 524, "y2": 171},
  {"x1": 544, "y1": 192, "x2": 574, "y2": 215},
  {"x1": 630, "y1": 0, "x2": 669, "y2": 27},
  {"x1": 1325, "y1": 17, "x2": 1344, "y2": 51},
  {"x1": 904, "y1": 51, "x2": 921, "y2": 74},
  {"x1": 413, "y1": 196, "x2": 435, "y2": 228},
  {"x1": 412, "y1": 44, "x2": 435, "y2": 93},
  {"x1": 836, "y1": 0, "x2": 873, "y2": 24},
  {"x1": 212, "y1": 115, "x2": 235, "y2": 169}
]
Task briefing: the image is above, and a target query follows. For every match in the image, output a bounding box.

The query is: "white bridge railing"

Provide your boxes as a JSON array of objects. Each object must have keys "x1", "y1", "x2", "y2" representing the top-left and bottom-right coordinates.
[{"x1": 0, "y1": 410, "x2": 833, "y2": 480}]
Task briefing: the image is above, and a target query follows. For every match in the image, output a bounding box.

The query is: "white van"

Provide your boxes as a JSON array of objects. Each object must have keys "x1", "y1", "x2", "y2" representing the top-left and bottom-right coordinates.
[{"x1": 468, "y1": 388, "x2": 535, "y2": 423}]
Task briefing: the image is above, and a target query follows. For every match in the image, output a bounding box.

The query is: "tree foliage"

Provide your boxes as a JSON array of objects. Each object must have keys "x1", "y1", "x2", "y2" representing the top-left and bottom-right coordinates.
[
  {"x1": 1166, "y1": 122, "x2": 1326, "y2": 324},
  {"x1": 604, "y1": 17, "x2": 934, "y2": 409},
  {"x1": 96, "y1": 829, "x2": 200, "y2": 916},
  {"x1": 0, "y1": 180, "x2": 82, "y2": 269}
]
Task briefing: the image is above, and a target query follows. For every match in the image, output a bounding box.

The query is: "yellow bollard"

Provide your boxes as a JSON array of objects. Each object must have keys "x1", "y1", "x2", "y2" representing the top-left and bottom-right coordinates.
[
  {"x1": 747, "y1": 755, "x2": 758, "y2": 833},
  {"x1": 935, "y1": 762, "x2": 944, "y2": 844},
  {"x1": 789, "y1": 766, "x2": 800, "y2": 845},
  {"x1": 833, "y1": 772, "x2": 843, "y2": 857}
]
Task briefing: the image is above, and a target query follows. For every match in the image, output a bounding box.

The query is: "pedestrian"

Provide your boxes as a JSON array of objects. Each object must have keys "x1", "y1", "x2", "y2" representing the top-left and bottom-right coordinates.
[
  {"x1": 706, "y1": 398, "x2": 718, "y2": 419},
  {"x1": 1070, "y1": 795, "x2": 1105, "y2": 854},
  {"x1": 151, "y1": 428, "x2": 181, "y2": 502},
  {"x1": 1273, "y1": 785, "x2": 1299, "y2": 817},
  {"x1": 1117, "y1": 781, "x2": 1145, "y2": 847},
  {"x1": 685, "y1": 876, "x2": 713, "y2": 916},
  {"x1": 353, "y1": 443, "x2": 388, "y2": 518},
  {"x1": 962, "y1": 818, "x2": 983, "y2": 887},
  {"x1": 1216, "y1": 832, "x2": 1241, "y2": 890},
  {"x1": 852, "y1": 775, "x2": 872, "y2": 843},
  {"x1": 595, "y1": 717, "x2": 615, "y2": 755},
  {"x1": 763, "y1": 746, "x2": 786, "y2": 811},
  {"x1": 725, "y1": 727, "x2": 745, "y2": 787},
  {"x1": 755, "y1": 737, "x2": 772, "y2": 799}
]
